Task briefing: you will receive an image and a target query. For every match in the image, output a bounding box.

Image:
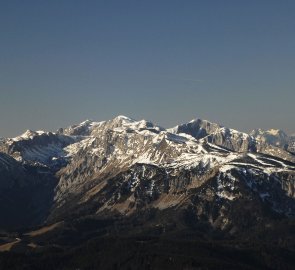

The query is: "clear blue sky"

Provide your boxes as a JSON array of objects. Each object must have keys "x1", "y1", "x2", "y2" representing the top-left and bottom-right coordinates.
[{"x1": 0, "y1": 0, "x2": 294, "y2": 137}]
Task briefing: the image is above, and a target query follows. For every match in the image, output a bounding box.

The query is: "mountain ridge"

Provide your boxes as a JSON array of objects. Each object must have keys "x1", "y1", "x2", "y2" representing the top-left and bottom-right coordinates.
[
  {"x1": 0, "y1": 115, "x2": 294, "y2": 228},
  {"x1": 1, "y1": 115, "x2": 295, "y2": 269}
]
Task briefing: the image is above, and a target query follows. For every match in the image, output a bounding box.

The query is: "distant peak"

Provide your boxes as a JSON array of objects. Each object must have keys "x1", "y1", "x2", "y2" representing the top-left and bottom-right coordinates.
[
  {"x1": 11, "y1": 129, "x2": 46, "y2": 142},
  {"x1": 79, "y1": 119, "x2": 93, "y2": 126},
  {"x1": 267, "y1": 129, "x2": 285, "y2": 136},
  {"x1": 189, "y1": 118, "x2": 201, "y2": 123},
  {"x1": 22, "y1": 130, "x2": 45, "y2": 137},
  {"x1": 189, "y1": 118, "x2": 212, "y2": 124},
  {"x1": 251, "y1": 128, "x2": 287, "y2": 137},
  {"x1": 113, "y1": 115, "x2": 135, "y2": 122},
  {"x1": 23, "y1": 129, "x2": 34, "y2": 135},
  {"x1": 81, "y1": 119, "x2": 92, "y2": 123},
  {"x1": 116, "y1": 115, "x2": 132, "y2": 119}
]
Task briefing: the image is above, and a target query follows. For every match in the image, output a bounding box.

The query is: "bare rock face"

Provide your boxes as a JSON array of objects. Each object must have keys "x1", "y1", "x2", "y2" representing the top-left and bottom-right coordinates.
[
  {"x1": 169, "y1": 119, "x2": 256, "y2": 152},
  {"x1": 289, "y1": 136, "x2": 295, "y2": 153},
  {"x1": 167, "y1": 118, "x2": 221, "y2": 139},
  {"x1": 251, "y1": 129, "x2": 288, "y2": 146},
  {"x1": 251, "y1": 128, "x2": 295, "y2": 154},
  {"x1": 49, "y1": 155, "x2": 295, "y2": 232},
  {"x1": 204, "y1": 127, "x2": 257, "y2": 152}
]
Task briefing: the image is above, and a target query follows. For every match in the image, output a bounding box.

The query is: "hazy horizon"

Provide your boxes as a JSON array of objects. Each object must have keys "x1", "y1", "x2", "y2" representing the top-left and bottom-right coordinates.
[
  {"x1": 1, "y1": 114, "x2": 294, "y2": 139},
  {"x1": 1, "y1": 1, "x2": 294, "y2": 137}
]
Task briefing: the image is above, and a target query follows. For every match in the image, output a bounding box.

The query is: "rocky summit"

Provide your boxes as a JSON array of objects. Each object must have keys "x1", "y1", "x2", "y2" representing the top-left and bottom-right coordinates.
[{"x1": 0, "y1": 116, "x2": 295, "y2": 269}]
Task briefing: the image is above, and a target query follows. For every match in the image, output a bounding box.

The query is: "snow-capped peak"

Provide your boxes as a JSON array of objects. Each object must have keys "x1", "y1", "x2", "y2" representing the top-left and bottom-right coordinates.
[
  {"x1": 59, "y1": 119, "x2": 105, "y2": 136},
  {"x1": 189, "y1": 118, "x2": 211, "y2": 124},
  {"x1": 12, "y1": 130, "x2": 47, "y2": 141},
  {"x1": 114, "y1": 115, "x2": 134, "y2": 122},
  {"x1": 79, "y1": 119, "x2": 93, "y2": 126}
]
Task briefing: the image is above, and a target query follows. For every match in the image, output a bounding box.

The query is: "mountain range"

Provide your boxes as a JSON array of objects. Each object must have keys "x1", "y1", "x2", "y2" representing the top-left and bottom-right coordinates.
[{"x1": 0, "y1": 115, "x2": 295, "y2": 269}]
